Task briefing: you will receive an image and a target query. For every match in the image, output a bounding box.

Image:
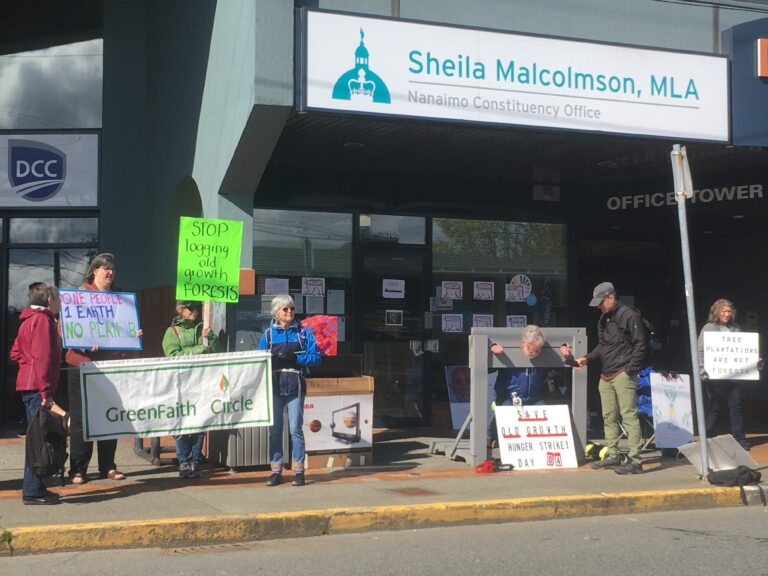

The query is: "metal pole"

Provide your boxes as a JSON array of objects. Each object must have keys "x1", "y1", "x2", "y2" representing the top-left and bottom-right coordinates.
[{"x1": 670, "y1": 144, "x2": 709, "y2": 476}]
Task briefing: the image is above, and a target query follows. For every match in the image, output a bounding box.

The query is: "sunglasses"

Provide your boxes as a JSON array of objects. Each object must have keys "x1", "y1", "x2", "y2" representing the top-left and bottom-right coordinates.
[{"x1": 281, "y1": 306, "x2": 296, "y2": 312}]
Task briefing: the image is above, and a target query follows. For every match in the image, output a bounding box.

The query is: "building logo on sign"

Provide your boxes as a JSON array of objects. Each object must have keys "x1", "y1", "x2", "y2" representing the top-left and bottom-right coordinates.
[
  {"x1": 8, "y1": 139, "x2": 67, "y2": 202},
  {"x1": 332, "y1": 28, "x2": 391, "y2": 104}
]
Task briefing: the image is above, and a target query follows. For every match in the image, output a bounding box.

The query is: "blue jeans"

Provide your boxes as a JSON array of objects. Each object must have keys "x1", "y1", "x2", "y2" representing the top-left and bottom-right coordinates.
[
  {"x1": 270, "y1": 393, "x2": 304, "y2": 467},
  {"x1": 21, "y1": 391, "x2": 47, "y2": 498},
  {"x1": 174, "y1": 433, "x2": 204, "y2": 465}
]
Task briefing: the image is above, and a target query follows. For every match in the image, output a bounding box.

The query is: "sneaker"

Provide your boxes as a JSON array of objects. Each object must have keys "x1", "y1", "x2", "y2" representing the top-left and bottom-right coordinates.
[
  {"x1": 266, "y1": 472, "x2": 282, "y2": 486},
  {"x1": 22, "y1": 494, "x2": 60, "y2": 505},
  {"x1": 188, "y1": 462, "x2": 202, "y2": 478},
  {"x1": 591, "y1": 455, "x2": 621, "y2": 469},
  {"x1": 178, "y1": 463, "x2": 192, "y2": 478},
  {"x1": 292, "y1": 472, "x2": 305, "y2": 487},
  {"x1": 614, "y1": 459, "x2": 643, "y2": 475}
]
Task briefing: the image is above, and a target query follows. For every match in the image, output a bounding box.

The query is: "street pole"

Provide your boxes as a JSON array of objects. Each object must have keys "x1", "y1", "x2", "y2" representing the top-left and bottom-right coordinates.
[{"x1": 670, "y1": 144, "x2": 709, "y2": 477}]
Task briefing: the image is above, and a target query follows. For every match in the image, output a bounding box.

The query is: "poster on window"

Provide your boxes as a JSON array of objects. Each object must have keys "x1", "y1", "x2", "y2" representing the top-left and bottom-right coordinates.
[
  {"x1": 445, "y1": 366, "x2": 497, "y2": 430},
  {"x1": 505, "y1": 274, "x2": 532, "y2": 302},
  {"x1": 473, "y1": 281, "x2": 494, "y2": 301}
]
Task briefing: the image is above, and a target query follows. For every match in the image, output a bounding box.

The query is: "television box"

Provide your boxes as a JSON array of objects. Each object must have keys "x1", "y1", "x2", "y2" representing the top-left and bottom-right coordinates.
[
  {"x1": 306, "y1": 376, "x2": 374, "y2": 396},
  {"x1": 306, "y1": 450, "x2": 373, "y2": 470}
]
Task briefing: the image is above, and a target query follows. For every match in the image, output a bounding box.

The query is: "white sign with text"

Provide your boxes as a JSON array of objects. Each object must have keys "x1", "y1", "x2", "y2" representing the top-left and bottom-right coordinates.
[
  {"x1": 703, "y1": 332, "x2": 760, "y2": 380},
  {"x1": 495, "y1": 404, "x2": 578, "y2": 470}
]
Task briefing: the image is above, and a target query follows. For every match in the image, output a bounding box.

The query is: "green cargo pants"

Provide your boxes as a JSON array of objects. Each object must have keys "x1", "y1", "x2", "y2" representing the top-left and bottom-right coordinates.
[{"x1": 598, "y1": 370, "x2": 642, "y2": 461}]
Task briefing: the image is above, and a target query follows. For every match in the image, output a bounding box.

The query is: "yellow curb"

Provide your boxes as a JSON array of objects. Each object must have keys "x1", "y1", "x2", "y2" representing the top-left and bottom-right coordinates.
[{"x1": 2, "y1": 487, "x2": 743, "y2": 556}]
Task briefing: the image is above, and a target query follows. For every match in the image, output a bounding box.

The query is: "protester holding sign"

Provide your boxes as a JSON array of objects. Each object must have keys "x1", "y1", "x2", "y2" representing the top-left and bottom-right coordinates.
[
  {"x1": 162, "y1": 301, "x2": 223, "y2": 478},
  {"x1": 11, "y1": 282, "x2": 67, "y2": 504},
  {"x1": 66, "y1": 253, "x2": 140, "y2": 484},
  {"x1": 258, "y1": 294, "x2": 321, "y2": 487},
  {"x1": 697, "y1": 298, "x2": 762, "y2": 451}
]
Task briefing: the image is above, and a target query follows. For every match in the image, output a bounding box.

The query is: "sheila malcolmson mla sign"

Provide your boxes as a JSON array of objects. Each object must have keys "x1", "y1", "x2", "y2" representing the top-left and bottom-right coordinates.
[
  {"x1": 302, "y1": 10, "x2": 729, "y2": 141},
  {"x1": 80, "y1": 351, "x2": 272, "y2": 441}
]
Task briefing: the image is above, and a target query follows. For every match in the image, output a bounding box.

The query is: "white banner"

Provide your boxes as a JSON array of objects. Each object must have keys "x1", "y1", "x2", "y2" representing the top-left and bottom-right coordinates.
[
  {"x1": 60, "y1": 289, "x2": 142, "y2": 350},
  {"x1": 495, "y1": 404, "x2": 578, "y2": 470},
  {"x1": 305, "y1": 11, "x2": 729, "y2": 141},
  {"x1": 703, "y1": 331, "x2": 760, "y2": 380},
  {"x1": 80, "y1": 351, "x2": 273, "y2": 440},
  {"x1": 649, "y1": 372, "x2": 693, "y2": 448},
  {"x1": 0, "y1": 133, "x2": 99, "y2": 207}
]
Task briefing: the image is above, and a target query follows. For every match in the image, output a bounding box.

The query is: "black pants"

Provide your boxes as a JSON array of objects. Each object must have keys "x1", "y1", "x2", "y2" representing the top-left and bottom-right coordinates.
[
  {"x1": 705, "y1": 381, "x2": 745, "y2": 444},
  {"x1": 67, "y1": 369, "x2": 117, "y2": 475}
]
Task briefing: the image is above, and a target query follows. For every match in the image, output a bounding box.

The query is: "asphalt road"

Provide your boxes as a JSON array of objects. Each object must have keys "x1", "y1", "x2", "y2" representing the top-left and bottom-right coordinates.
[{"x1": 6, "y1": 507, "x2": 768, "y2": 575}]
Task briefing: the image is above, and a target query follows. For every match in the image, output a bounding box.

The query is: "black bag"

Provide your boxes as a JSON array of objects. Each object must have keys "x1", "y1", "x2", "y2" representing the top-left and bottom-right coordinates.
[
  {"x1": 707, "y1": 465, "x2": 765, "y2": 505},
  {"x1": 25, "y1": 406, "x2": 68, "y2": 486}
]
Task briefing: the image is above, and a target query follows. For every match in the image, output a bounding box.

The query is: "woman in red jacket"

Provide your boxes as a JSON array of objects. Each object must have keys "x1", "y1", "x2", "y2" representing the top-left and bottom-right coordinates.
[{"x1": 11, "y1": 282, "x2": 65, "y2": 504}]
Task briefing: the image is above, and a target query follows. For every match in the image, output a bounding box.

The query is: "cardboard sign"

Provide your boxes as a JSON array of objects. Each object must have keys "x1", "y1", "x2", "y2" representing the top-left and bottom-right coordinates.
[
  {"x1": 302, "y1": 315, "x2": 338, "y2": 356},
  {"x1": 80, "y1": 351, "x2": 272, "y2": 440},
  {"x1": 59, "y1": 289, "x2": 142, "y2": 350},
  {"x1": 649, "y1": 372, "x2": 693, "y2": 448},
  {"x1": 703, "y1": 331, "x2": 760, "y2": 380},
  {"x1": 176, "y1": 216, "x2": 243, "y2": 303},
  {"x1": 495, "y1": 404, "x2": 578, "y2": 470}
]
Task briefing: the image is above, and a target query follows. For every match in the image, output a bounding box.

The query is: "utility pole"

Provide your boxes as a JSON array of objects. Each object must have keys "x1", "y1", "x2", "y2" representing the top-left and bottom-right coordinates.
[{"x1": 670, "y1": 144, "x2": 709, "y2": 477}]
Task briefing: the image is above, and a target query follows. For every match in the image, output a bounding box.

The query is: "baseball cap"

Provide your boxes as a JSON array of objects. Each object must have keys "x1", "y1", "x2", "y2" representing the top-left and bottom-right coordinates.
[{"x1": 588, "y1": 282, "x2": 615, "y2": 307}]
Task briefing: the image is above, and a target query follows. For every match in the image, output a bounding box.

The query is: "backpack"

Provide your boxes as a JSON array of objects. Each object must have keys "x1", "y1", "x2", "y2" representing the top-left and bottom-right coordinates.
[
  {"x1": 707, "y1": 465, "x2": 765, "y2": 506},
  {"x1": 613, "y1": 304, "x2": 654, "y2": 368},
  {"x1": 25, "y1": 406, "x2": 68, "y2": 486}
]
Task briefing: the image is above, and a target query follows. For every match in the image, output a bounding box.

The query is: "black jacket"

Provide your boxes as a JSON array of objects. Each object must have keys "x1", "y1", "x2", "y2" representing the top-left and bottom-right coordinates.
[{"x1": 585, "y1": 302, "x2": 647, "y2": 377}]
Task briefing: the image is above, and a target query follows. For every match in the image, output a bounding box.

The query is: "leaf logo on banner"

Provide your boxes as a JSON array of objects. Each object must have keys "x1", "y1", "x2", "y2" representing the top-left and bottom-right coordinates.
[{"x1": 219, "y1": 374, "x2": 230, "y2": 392}]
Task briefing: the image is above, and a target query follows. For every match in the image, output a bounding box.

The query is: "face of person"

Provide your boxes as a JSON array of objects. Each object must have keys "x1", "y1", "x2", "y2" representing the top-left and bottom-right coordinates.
[
  {"x1": 521, "y1": 340, "x2": 543, "y2": 359},
  {"x1": 597, "y1": 293, "x2": 617, "y2": 313},
  {"x1": 49, "y1": 293, "x2": 61, "y2": 315},
  {"x1": 717, "y1": 305, "x2": 734, "y2": 325},
  {"x1": 93, "y1": 265, "x2": 115, "y2": 289},
  {"x1": 277, "y1": 303, "x2": 295, "y2": 326},
  {"x1": 181, "y1": 306, "x2": 199, "y2": 321}
]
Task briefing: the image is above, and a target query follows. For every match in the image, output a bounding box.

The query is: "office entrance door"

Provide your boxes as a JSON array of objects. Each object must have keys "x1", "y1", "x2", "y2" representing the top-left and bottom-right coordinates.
[{"x1": 357, "y1": 247, "x2": 429, "y2": 427}]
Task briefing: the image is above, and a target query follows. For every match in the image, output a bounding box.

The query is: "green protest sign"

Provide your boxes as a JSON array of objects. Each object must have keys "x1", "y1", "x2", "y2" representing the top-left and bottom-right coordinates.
[{"x1": 176, "y1": 216, "x2": 243, "y2": 303}]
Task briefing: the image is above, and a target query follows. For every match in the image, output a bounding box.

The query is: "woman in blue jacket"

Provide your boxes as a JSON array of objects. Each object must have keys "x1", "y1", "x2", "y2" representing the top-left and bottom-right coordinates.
[{"x1": 258, "y1": 294, "x2": 321, "y2": 486}]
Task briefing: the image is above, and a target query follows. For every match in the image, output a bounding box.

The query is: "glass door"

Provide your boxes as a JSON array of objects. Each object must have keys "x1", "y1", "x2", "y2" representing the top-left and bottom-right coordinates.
[{"x1": 357, "y1": 246, "x2": 430, "y2": 427}]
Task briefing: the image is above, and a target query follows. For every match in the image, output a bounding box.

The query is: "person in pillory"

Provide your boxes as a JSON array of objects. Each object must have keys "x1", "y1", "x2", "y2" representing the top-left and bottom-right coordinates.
[
  {"x1": 162, "y1": 301, "x2": 222, "y2": 478},
  {"x1": 258, "y1": 294, "x2": 321, "y2": 487}
]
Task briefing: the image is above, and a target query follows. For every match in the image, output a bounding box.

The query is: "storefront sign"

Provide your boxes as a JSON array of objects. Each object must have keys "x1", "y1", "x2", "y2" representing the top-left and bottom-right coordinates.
[
  {"x1": 606, "y1": 184, "x2": 764, "y2": 211},
  {"x1": 176, "y1": 216, "x2": 243, "y2": 303},
  {"x1": 80, "y1": 351, "x2": 272, "y2": 440},
  {"x1": 703, "y1": 332, "x2": 760, "y2": 380},
  {"x1": 0, "y1": 133, "x2": 98, "y2": 207},
  {"x1": 649, "y1": 372, "x2": 693, "y2": 448},
  {"x1": 303, "y1": 11, "x2": 728, "y2": 141},
  {"x1": 495, "y1": 404, "x2": 578, "y2": 470},
  {"x1": 60, "y1": 289, "x2": 142, "y2": 350}
]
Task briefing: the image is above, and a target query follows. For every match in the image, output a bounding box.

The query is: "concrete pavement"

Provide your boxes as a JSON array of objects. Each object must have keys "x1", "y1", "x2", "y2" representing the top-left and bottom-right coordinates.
[{"x1": 0, "y1": 429, "x2": 765, "y2": 556}]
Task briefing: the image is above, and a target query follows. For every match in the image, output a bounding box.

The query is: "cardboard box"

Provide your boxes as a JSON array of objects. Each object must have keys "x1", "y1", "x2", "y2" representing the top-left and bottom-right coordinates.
[
  {"x1": 306, "y1": 375, "x2": 374, "y2": 396},
  {"x1": 306, "y1": 450, "x2": 373, "y2": 470}
]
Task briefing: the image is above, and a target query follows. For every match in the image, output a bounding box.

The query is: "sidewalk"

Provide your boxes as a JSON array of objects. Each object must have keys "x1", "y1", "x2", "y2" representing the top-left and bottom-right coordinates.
[{"x1": 1, "y1": 429, "x2": 766, "y2": 556}]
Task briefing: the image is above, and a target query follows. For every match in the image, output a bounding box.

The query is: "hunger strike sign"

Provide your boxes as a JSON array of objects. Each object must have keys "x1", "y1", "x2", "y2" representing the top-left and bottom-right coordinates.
[
  {"x1": 59, "y1": 289, "x2": 142, "y2": 350},
  {"x1": 80, "y1": 350, "x2": 273, "y2": 440},
  {"x1": 177, "y1": 216, "x2": 243, "y2": 303}
]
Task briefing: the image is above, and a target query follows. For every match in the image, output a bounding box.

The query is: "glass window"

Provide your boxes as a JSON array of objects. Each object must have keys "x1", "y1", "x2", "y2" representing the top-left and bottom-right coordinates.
[
  {"x1": 7, "y1": 248, "x2": 93, "y2": 312},
  {"x1": 253, "y1": 210, "x2": 352, "y2": 278},
  {"x1": 9, "y1": 218, "x2": 98, "y2": 244},
  {"x1": 359, "y1": 214, "x2": 426, "y2": 245},
  {"x1": 0, "y1": 39, "x2": 102, "y2": 130},
  {"x1": 431, "y1": 218, "x2": 568, "y2": 366}
]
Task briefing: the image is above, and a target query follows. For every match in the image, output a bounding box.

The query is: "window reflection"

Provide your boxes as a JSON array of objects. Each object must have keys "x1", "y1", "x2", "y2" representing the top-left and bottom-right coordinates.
[
  {"x1": 360, "y1": 214, "x2": 426, "y2": 245},
  {"x1": 10, "y1": 218, "x2": 98, "y2": 243},
  {"x1": 253, "y1": 210, "x2": 352, "y2": 278},
  {"x1": 7, "y1": 248, "x2": 93, "y2": 312},
  {"x1": 0, "y1": 39, "x2": 102, "y2": 130}
]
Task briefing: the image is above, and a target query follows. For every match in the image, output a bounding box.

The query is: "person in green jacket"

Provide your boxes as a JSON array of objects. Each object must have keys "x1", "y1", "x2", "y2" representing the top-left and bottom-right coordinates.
[{"x1": 162, "y1": 301, "x2": 222, "y2": 478}]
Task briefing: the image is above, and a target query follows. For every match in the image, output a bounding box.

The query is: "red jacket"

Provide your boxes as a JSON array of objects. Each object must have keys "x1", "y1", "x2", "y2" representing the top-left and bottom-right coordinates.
[{"x1": 11, "y1": 306, "x2": 62, "y2": 402}]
